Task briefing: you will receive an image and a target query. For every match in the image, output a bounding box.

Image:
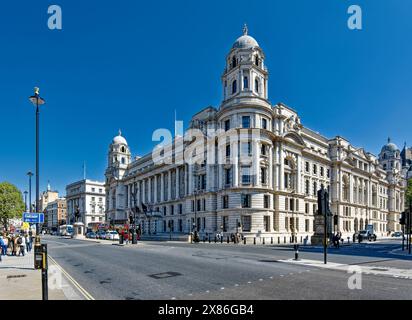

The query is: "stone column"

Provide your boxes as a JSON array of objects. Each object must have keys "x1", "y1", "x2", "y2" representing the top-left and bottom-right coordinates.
[
  {"x1": 279, "y1": 143, "x2": 284, "y2": 191},
  {"x1": 254, "y1": 139, "x2": 260, "y2": 186},
  {"x1": 154, "y1": 175, "x2": 158, "y2": 203},
  {"x1": 160, "y1": 173, "x2": 164, "y2": 202},
  {"x1": 168, "y1": 170, "x2": 172, "y2": 200},
  {"x1": 188, "y1": 165, "x2": 193, "y2": 195},
  {"x1": 176, "y1": 167, "x2": 180, "y2": 199},
  {"x1": 268, "y1": 145, "x2": 273, "y2": 188}
]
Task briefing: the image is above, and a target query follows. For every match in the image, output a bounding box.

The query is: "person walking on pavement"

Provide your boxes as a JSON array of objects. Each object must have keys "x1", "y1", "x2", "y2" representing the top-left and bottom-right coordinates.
[
  {"x1": 124, "y1": 230, "x2": 129, "y2": 244},
  {"x1": 24, "y1": 233, "x2": 30, "y2": 253},
  {"x1": 18, "y1": 235, "x2": 26, "y2": 256},
  {"x1": 9, "y1": 234, "x2": 15, "y2": 256}
]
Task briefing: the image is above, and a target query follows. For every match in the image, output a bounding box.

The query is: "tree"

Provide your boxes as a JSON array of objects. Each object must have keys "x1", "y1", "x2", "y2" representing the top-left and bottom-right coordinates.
[
  {"x1": 406, "y1": 179, "x2": 412, "y2": 205},
  {"x1": 0, "y1": 182, "x2": 25, "y2": 231}
]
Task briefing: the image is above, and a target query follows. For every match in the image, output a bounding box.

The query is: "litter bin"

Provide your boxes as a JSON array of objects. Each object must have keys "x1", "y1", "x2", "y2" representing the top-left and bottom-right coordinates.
[{"x1": 132, "y1": 232, "x2": 137, "y2": 244}]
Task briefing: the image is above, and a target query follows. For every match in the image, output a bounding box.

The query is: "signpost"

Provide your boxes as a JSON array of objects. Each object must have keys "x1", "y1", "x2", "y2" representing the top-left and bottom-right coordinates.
[{"x1": 23, "y1": 212, "x2": 44, "y2": 224}]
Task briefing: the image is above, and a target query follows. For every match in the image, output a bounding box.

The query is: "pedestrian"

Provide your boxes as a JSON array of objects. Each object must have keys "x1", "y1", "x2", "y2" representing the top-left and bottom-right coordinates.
[
  {"x1": 2, "y1": 234, "x2": 8, "y2": 256},
  {"x1": 124, "y1": 231, "x2": 129, "y2": 244},
  {"x1": 25, "y1": 234, "x2": 30, "y2": 253},
  {"x1": 13, "y1": 235, "x2": 20, "y2": 256},
  {"x1": 9, "y1": 234, "x2": 15, "y2": 256},
  {"x1": 18, "y1": 235, "x2": 26, "y2": 256}
]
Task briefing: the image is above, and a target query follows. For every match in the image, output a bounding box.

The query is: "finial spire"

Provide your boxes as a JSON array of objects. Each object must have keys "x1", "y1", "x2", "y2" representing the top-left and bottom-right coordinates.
[
  {"x1": 243, "y1": 23, "x2": 248, "y2": 35},
  {"x1": 118, "y1": 129, "x2": 122, "y2": 136},
  {"x1": 387, "y1": 137, "x2": 391, "y2": 144},
  {"x1": 34, "y1": 87, "x2": 40, "y2": 95}
]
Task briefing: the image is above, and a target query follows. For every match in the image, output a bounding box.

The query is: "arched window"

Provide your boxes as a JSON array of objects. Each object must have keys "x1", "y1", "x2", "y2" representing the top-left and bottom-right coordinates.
[
  {"x1": 231, "y1": 56, "x2": 237, "y2": 68},
  {"x1": 255, "y1": 55, "x2": 260, "y2": 66},
  {"x1": 121, "y1": 157, "x2": 125, "y2": 165},
  {"x1": 232, "y1": 80, "x2": 237, "y2": 94},
  {"x1": 255, "y1": 78, "x2": 259, "y2": 93},
  {"x1": 243, "y1": 76, "x2": 249, "y2": 89},
  {"x1": 121, "y1": 146, "x2": 125, "y2": 153}
]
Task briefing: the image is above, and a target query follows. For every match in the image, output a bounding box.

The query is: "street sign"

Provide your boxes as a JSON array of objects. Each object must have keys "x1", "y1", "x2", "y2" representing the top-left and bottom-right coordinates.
[{"x1": 23, "y1": 212, "x2": 44, "y2": 224}]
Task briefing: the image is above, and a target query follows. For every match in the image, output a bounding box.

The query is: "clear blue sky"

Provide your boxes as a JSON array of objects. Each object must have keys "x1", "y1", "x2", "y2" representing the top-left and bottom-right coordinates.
[{"x1": 0, "y1": 0, "x2": 411, "y2": 199}]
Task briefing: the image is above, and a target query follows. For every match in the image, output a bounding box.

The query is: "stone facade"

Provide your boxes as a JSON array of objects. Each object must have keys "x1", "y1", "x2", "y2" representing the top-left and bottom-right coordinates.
[{"x1": 105, "y1": 26, "x2": 405, "y2": 242}]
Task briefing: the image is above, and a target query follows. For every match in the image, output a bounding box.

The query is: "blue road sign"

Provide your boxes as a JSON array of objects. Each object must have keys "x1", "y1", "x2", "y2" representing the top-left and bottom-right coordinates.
[{"x1": 23, "y1": 212, "x2": 44, "y2": 224}]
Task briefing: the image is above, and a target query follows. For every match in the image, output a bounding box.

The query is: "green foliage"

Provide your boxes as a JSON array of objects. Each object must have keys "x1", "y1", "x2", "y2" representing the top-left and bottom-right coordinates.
[
  {"x1": 406, "y1": 179, "x2": 412, "y2": 204},
  {"x1": 0, "y1": 182, "x2": 25, "y2": 230}
]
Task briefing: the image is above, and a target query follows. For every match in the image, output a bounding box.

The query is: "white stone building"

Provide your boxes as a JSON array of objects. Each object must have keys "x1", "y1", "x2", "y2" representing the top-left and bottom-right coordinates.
[
  {"x1": 66, "y1": 179, "x2": 106, "y2": 230},
  {"x1": 105, "y1": 26, "x2": 405, "y2": 242}
]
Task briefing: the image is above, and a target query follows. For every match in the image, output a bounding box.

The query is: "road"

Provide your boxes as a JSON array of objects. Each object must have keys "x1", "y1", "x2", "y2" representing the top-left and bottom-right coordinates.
[{"x1": 43, "y1": 236, "x2": 412, "y2": 300}]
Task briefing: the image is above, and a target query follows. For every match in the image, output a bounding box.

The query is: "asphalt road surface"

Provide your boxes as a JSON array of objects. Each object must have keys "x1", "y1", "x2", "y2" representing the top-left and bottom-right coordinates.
[{"x1": 43, "y1": 236, "x2": 412, "y2": 300}]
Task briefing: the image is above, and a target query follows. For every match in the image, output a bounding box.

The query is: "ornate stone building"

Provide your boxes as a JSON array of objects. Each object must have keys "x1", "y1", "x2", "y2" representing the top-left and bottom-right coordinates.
[{"x1": 105, "y1": 26, "x2": 405, "y2": 242}]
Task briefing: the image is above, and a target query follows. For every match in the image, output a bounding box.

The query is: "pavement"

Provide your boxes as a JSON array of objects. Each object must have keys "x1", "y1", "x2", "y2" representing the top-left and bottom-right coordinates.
[
  {"x1": 0, "y1": 249, "x2": 86, "y2": 300},
  {"x1": 40, "y1": 235, "x2": 412, "y2": 300}
]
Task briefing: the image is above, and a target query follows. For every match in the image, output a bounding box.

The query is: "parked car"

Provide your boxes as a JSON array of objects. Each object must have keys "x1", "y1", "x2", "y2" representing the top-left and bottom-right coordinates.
[
  {"x1": 359, "y1": 230, "x2": 377, "y2": 241},
  {"x1": 391, "y1": 231, "x2": 403, "y2": 238},
  {"x1": 105, "y1": 231, "x2": 119, "y2": 241},
  {"x1": 96, "y1": 231, "x2": 107, "y2": 239},
  {"x1": 86, "y1": 232, "x2": 97, "y2": 239}
]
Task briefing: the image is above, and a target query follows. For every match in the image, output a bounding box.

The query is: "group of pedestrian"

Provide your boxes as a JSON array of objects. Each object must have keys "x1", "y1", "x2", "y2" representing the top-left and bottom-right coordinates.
[{"x1": 0, "y1": 231, "x2": 33, "y2": 260}]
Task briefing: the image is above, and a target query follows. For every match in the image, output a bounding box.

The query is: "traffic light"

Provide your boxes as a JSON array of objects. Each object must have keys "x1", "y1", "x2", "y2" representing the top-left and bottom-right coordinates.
[{"x1": 400, "y1": 212, "x2": 406, "y2": 225}]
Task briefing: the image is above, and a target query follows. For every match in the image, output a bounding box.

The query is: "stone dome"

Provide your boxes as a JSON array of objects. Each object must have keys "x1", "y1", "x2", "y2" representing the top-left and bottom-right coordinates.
[
  {"x1": 112, "y1": 129, "x2": 127, "y2": 145},
  {"x1": 232, "y1": 24, "x2": 259, "y2": 49},
  {"x1": 381, "y1": 138, "x2": 399, "y2": 154}
]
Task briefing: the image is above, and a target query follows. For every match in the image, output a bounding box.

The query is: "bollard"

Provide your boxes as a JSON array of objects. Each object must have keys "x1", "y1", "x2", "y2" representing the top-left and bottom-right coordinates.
[
  {"x1": 294, "y1": 244, "x2": 299, "y2": 260},
  {"x1": 227, "y1": 236, "x2": 229, "y2": 244},
  {"x1": 203, "y1": 236, "x2": 205, "y2": 243},
  {"x1": 209, "y1": 235, "x2": 211, "y2": 243},
  {"x1": 254, "y1": 237, "x2": 256, "y2": 245},
  {"x1": 347, "y1": 237, "x2": 350, "y2": 244},
  {"x1": 244, "y1": 237, "x2": 246, "y2": 245},
  {"x1": 263, "y1": 238, "x2": 265, "y2": 245},
  {"x1": 271, "y1": 237, "x2": 273, "y2": 244},
  {"x1": 221, "y1": 236, "x2": 223, "y2": 244}
]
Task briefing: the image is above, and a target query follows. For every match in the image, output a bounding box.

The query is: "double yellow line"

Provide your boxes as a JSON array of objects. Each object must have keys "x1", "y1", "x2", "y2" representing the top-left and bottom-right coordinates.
[{"x1": 48, "y1": 255, "x2": 95, "y2": 300}]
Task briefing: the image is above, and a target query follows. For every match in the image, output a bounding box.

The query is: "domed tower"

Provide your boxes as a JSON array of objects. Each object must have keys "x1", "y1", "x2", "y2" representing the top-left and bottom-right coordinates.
[
  {"x1": 221, "y1": 24, "x2": 269, "y2": 105},
  {"x1": 107, "y1": 129, "x2": 131, "y2": 179},
  {"x1": 379, "y1": 137, "x2": 401, "y2": 172}
]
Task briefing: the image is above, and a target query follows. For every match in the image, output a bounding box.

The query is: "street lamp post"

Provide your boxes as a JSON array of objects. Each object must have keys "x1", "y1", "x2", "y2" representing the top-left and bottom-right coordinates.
[
  {"x1": 27, "y1": 171, "x2": 33, "y2": 212},
  {"x1": 24, "y1": 191, "x2": 28, "y2": 212},
  {"x1": 29, "y1": 87, "x2": 45, "y2": 236}
]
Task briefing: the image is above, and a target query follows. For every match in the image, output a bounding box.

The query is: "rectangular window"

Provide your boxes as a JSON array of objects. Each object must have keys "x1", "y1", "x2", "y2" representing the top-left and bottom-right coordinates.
[
  {"x1": 242, "y1": 116, "x2": 251, "y2": 128},
  {"x1": 261, "y1": 144, "x2": 267, "y2": 156},
  {"x1": 264, "y1": 216, "x2": 270, "y2": 232},
  {"x1": 313, "y1": 164, "x2": 317, "y2": 175},
  {"x1": 163, "y1": 207, "x2": 167, "y2": 216},
  {"x1": 202, "y1": 217, "x2": 206, "y2": 230},
  {"x1": 99, "y1": 189, "x2": 103, "y2": 193},
  {"x1": 305, "y1": 203, "x2": 309, "y2": 214},
  {"x1": 241, "y1": 166, "x2": 251, "y2": 184},
  {"x1": 92, "y1": 188, "x2": 95, "y2": 192},
  {"x1": 178, "y1": 204, "x2": 183, "y2": 214},
  {"x1": 305, "y1": 162, "x2": 310, "y2": 172},
  {"x1": 305, "y1": 219, "x2": 309, "y2": 232},
  {"x1": 223, "y1": 216, "x2": 228, "y2": 232},
  {"x1": 202, "y1": 198, "x2": 206, "y2": 211},
  {"x1": 241, "y1": 194, "x2": 251, "y2": 208},
  {"x1": 327, "y1": 169, "x2": 330, "y2": 178},
  {"x1": 225, "y1": 168, "x2": 232, "y2": 185},
  {"x1": 264, "y1": 195, "x2": 270, "y2": 209},
  {"x1": 197, "y1": 199, "x2": 201, "y2": 211},
  {"x1": 241, "y1": 216, "x2": 251, "y2": 232},
  {"x1": 226, "y1": 144, "x2": 231, "y2": 157},
  {"x1": 170, "y1": 205, "x2": 174, "y2": 215},
  {"x1": 261, "y1": 167, "x2": 267, "y2": 184},
  {"x1": 224, "y1": 119, "x2": 230, "y2": 131},
  {"x1": 290, "y1": 198, "x2": 295, "y2": 211},
  {"x1": 222, "y1": 195, "x2": 229, "y2": 209},
  {"x1": 261, "y1": 118, "x2": 267, "y2": 130},
  {"x1": 241, "y1": 142, "x2": 252, "y2": 156},
  {"x1": 320, "y1": 167, "x2": 324, "y2": 177},
  {"x1": 285, "y1": 197, "x2": 289, "y2": 211},
  {"x1": 191, "y1": 200, "x2": 195, "y2": 212}
]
